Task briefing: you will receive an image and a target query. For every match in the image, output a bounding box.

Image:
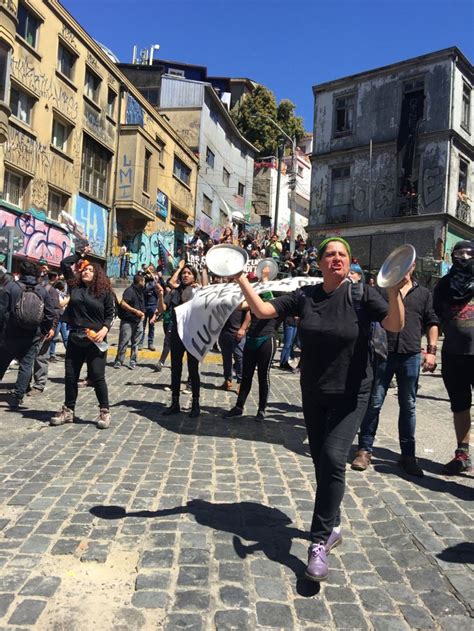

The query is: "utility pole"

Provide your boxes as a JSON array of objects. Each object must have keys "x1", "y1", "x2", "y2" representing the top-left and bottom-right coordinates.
[
  {"x1": 289, "y1": 135, "x2": 297, "y2": 253},
  {"x1": 274, "y1": 141, "x2": 283, "y2": 235}
]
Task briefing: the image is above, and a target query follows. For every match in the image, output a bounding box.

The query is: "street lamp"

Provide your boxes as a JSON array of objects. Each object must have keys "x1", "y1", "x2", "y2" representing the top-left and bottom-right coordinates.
[{"x1": 250, "y1": 114, "x2": 297, "y2": 251}]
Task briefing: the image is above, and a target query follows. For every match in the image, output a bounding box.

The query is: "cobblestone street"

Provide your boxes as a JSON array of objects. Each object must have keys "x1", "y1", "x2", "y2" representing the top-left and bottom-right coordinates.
[{"x1": 0, "y1": 330, "x2": 472, "y2": 630}]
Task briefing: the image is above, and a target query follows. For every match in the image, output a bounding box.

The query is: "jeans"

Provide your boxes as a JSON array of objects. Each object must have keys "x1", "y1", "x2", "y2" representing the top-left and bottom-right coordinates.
[
  {"x1": 358, "y1": 352, "x2": 421, "y2": 457},
  {"x1": 237, "y1": 337, "x2": 276, "y2": 412},
  {"x1": 32, "y1": 337, "x2": 52, "y2": 391},
  {"x1": 280, "y1": 324, "x2": 297, "y2": 366},
  {"x1": 170, "y1": 329, "x2": 200, "y2": 399},
  {"x1": 49, "y1": 321, "x2": 69, "y2": 357},
  {"x1": 0, "y1": 332, "x2": 43, "y2": 399},
  {"x1": 116, "y1": 320, "x2": 143, "y2": 365},
  {"x1": 65, "y1": 338, "x2": 109, "y2": 410},
  {"x1": 159, "y1": 321, "x2": 172, "y2": 364},
  {"x1": 141, "y1": 306, "x2": 156, "y2": 347},
  {"x1": 302, "y1": 385, "x2": 371, "y2": 542},
  {"x1": 219, "y1": 330, "x2": 245, "y2": 382}
]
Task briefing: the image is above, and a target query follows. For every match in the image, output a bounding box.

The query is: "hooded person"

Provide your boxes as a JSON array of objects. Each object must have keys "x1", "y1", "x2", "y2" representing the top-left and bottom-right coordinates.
[{"x1": 433, "y1": 240, "x2": 474, "y2": 475}]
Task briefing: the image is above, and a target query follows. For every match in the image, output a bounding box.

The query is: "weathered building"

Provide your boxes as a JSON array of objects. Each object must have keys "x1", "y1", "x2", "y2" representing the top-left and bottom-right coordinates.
[
  {"x1": 119, "y1": 60, "x2": 256, "y2": 239},
  {"x1": 0, "y1": 0, "x2": 197, "y2": 274},
  {"x1": 309, "y1": 47, "x2": 473, "y2": 280}
]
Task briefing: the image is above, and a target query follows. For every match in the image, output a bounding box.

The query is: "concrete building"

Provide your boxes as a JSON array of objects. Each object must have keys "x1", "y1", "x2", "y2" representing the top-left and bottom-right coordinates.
[
  {"x1": 309, "y1": 47, "x2": 473, "y2": 280},
  {"x1": 119, "y1": 60, "x2": 256, "y2": 239},
  {"x1": 0, "y1": 0, "x2": 197, "y2": 275},
  {"x1": 0, "y1": 0, "x2": 16, "y2": 144},
  {"x1": 253, "y1": 136, "x2": 312, "y2": 237}
]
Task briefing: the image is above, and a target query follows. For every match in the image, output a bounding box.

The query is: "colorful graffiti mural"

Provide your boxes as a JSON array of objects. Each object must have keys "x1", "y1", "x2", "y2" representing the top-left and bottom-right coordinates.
[
  {"x1": 73, "y1": 195, "x2": 108, "y2": 258},
  {"x1": 0, "y1": 208, "x2": 72, "y2": 266}
]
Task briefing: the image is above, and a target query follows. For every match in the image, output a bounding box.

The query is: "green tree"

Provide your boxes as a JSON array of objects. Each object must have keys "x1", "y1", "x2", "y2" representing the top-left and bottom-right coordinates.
[{"x1": 231, "y1": 85, "x2": 305, "y2": 157}]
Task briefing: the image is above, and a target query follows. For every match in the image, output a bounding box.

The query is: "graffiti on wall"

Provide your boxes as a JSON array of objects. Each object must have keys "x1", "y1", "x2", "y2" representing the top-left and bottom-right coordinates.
[
  {"x1": 125, "y1": 94, "x2": 144, "y2": 126},
  {"x1": 118, "y1": 230, "x2": 176, "y2": 276},
  {"x1": 117, "y1": 154, "x2": 133, "y2": 199},
  {"x1": 11, "y1": 55, "x2": 78, "y2": 121},
  {"x1": 73, "y1": 195, "x2": 108, "y2": 258},
  {"x1": 196, "y1": 214, "x2": 221, "y2": 240},
  {"x1": 0, "y1": 209, "x2": 72, "y2": 265},
  {"x1": 83, "y1": 101, "x2": 115, "y2": 148}
]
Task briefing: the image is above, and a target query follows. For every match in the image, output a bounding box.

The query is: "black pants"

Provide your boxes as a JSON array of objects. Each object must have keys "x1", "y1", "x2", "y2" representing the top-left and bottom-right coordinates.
[
  {"x1": 237, "y1": 337, "x2": 276, "y2": 412},
  {"x1": 0, "y1": 332, "x2": 43, "y2": 399},
  {"x1": 160, "y1": 321, "x2": 172, "y2": 364},
  {"x1": 302, "y1": 385, "x2": 371, "y2": 543},
  {"x1": 65, "y1": 339, "x2": 109, "y2": 410},
  {"x1": 170, "y1": 330, "x2": 200, "y2": 398}
]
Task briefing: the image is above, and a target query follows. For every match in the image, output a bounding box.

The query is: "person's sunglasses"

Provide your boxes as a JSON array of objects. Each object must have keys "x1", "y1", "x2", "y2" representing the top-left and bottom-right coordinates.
[{"x1": 453, "y1": 248, "x2": 474, "y2": 260}]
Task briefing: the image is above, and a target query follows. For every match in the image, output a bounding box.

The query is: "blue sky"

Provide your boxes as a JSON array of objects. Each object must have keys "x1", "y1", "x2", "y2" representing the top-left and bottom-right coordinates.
[{"x1": 63, "y1": 0, "x2": 473, "y2": 131}]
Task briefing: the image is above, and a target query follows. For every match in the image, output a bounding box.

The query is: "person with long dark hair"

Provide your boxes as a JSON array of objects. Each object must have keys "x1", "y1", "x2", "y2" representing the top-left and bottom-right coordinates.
[
  {"x1": 232, "y1": 238, "x2": 405, "y2": 582},
  {"x1": 51, "y1": 247, "x2": 115, "y2": 429},
  {"x1": 157, "y1": 260, "x2": 202, "y2": 418}
]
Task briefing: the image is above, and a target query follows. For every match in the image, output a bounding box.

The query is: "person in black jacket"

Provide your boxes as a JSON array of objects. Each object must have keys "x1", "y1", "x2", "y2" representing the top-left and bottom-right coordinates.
[
  {"x1": 51, "y1": 247, "x2": 115, "y2": 429},
  {"x1": 114, "y1": 274, "x2": 145, "y2": 370},
  {"x1": 0, "y1": 260, "x2": 56, "y2": 408}
]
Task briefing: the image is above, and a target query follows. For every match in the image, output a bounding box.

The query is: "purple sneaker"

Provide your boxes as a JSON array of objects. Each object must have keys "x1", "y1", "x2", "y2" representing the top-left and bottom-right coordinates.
[
  {"x1": 325, "y1": 528, "x2": 343, "y2": 553},
  {"x1": 305, "y1": 543, "x2": 328, "y2": 582}
]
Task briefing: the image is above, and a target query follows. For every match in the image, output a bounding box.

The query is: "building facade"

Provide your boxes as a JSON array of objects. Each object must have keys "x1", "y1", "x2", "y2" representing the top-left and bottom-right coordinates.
[
  {"x1": 309, "y1": 48, "x2": 473, "y2": 280},
  {"x1": 0, "y1": 0, "x2": 197, "y2": 274},
  {"x1": 119, "y1": 61, "x2": 256, "y2": 239}
]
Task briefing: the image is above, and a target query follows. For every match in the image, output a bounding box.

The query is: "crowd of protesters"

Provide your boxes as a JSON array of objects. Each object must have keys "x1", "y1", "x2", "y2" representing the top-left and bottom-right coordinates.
[{"x1": 0, "y1": 230, "x2": 471, "y2": 585}]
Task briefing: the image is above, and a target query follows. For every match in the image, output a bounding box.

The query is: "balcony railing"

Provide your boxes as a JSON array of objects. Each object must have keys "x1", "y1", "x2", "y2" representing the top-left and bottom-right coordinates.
[{"x1": 456, "y1": 200, "x2": 471, "y2": 224}]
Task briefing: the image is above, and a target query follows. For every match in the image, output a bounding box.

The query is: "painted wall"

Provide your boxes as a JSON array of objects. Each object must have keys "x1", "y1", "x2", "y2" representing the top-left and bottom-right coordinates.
[
  {"x1": 0, "y1": 207, "x2": 72, "y2": 266},
  {"x1": 73, "y1": 195, "x2": 108, "y2": 258}
]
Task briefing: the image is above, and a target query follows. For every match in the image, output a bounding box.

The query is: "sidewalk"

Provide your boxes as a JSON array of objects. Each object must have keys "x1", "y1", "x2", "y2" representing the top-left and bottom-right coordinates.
[{"x1": 0, "y1": 326, "x2": 472, "y2": 629}]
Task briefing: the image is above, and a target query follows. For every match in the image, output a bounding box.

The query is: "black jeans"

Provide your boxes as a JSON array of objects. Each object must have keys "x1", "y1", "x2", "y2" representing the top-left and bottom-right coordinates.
[
  {"x1": 160, "y1": 321, "x2": 172, "y2": 364},
  {"x1": 302, "y1": 385, "x2": 371, "y2": 543},
  {"x1": 219, "y1": 330, "x2": 245, "y2": 382},
  {"x1": 170, "y1": 330, "x2": 200, "y2": 398},
  {"x1": 65, "y1": 339, "x2": 109, "y2": 410},
  {"x1": 0, "y1": 332, "x2": 43, "y2": 399},
  {"x1": 237, "y1": 336, "x2": 276, "y2": 412}
]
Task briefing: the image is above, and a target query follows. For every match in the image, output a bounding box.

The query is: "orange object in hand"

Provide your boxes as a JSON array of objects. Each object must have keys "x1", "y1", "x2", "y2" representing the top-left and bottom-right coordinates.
[{"x1": 85, "y1": 328, "x2": 97, "y2": 341}]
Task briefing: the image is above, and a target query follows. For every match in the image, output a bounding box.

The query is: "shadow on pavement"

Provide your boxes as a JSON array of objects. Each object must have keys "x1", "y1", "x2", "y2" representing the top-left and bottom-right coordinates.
[
  {"x1": 436, "y1": 542, "x2": 474, "y2": 564},
  {"x1": 115, "y1": 399, "x2": 310, "y2": 457},
  {"x1": 90, "y1": 499, "x2": 319, "y2": 596}
]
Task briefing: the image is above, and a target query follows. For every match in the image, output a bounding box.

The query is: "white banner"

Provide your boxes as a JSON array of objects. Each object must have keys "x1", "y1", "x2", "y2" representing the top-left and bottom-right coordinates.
[
  {"x1": 186, "y1": 252, "x2": 263, "y2": 276},
  {"x1": 175, "y1": 277, "x2": 322, "y2": 361}
]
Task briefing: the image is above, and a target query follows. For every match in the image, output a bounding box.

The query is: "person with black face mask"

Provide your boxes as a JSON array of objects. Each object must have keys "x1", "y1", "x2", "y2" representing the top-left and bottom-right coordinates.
[{"x1": 434, "y1": 240, "x2": 474, "y2": 475}]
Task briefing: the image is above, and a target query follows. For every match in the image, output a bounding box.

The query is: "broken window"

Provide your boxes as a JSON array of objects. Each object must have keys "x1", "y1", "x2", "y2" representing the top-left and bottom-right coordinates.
[{"x1": 334, "y1": 95, "x2": 355, "y2": 135}]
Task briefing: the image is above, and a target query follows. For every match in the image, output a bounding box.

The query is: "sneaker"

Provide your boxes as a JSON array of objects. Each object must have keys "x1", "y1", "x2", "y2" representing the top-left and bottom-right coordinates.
[
  {"x1": 182, "y1": 382, "x2": 192, "y2": 394},
  {"x1": 27, "y1": 388, "x2": 44, "y2": 397},
  {"x1": 220, "y1": 379, "x2": 233, "y2": 391},
  {"x1": 305, "y1": 543, "x2": 329, "y2": 582},
  {"x1": 50, "y1": 405, "x2": 75, "y2": 426},
  {"x1": 113, "y1": 361, "x2": 121, "y2": 369},
  {"x1": 325, "y1": 528, "x2": 343, "y2": 553},
  {"x1": 399, "y1": 455, "x2": 424, "y2": 477},
  {"x1": 443, "y1": 450, "x2": 472, "y2": 475},
  {"x1": 351, "y1": 449, "x2": 372, "y2": 471},
  {"x1": 254, "y1": 410, "x2": 265, "y2": 421},
  {"x1": 148, "y1": 345, "x2": 156, "y2": 351},
  {"x1": 155, "y1": 361, "x2": 163, "y2": 372},
  {"x1": 97, "y1": 408, "x2": 111, "y2": 429},
  {"x1": 128, "y1": 362, "x2": 136, "y2": 370},
  {"x1": 224, "y1": 406, "x2": 243, "y2": 419}
]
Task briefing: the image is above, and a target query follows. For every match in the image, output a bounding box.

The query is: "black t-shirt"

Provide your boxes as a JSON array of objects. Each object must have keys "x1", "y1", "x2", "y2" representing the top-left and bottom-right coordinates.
[
  {"x1": 433, "y1": 276, "x2": 474, "y2": 355},
  {"x1": 120, "y1": 285, "x2": 145, "y2": 324},
  {"x1": 167, "y1": 285, "x2": 195, "y2": 329},
  {"x1": 247, "y1": 313, "x2": 280, "y2": 338},
  {"x1": 220, "y1": 308, "x2": 245, "y2": 336},
  {"x1": 271, "y1": 282, "x2": 388, "y2": 396}
]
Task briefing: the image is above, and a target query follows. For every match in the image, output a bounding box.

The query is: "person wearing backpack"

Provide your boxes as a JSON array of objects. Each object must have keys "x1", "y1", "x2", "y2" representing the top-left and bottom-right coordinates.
[
  {"x1": 352, "y1": 264, "x2": 439, "y2": 477},
  {"x1": 0, "y1": 260, "x2": 56, "y2": 408},
  {"x1": 51, "y1": 247, "x2": 115, "y2": 429}
]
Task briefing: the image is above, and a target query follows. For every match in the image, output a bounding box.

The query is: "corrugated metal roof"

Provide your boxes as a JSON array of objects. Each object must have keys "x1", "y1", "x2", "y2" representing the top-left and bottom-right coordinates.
[{"x1": 160, "y1": 76, "x2": 205, "y2": 108}]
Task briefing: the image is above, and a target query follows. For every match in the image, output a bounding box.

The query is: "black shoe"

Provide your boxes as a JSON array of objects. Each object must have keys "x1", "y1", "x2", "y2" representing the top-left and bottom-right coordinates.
[
  {"x1": 224, "y1": 406, "x2": 243, "y2": 419},
  {"x1": 254, "y1": 410, "x2": 265, "y2": 421},
  {"x1": 163, "y1": 397, "x2": 180, "y2": 416},
  {"x1": 6, "y1": 394, "x2": 23, "y2": 410},
  {"x1": 189, "y1": 398, "x2": 200, "y2": 418},
  {"x1": 399, "y1": 455, "x2": 424, "y2": 477}
]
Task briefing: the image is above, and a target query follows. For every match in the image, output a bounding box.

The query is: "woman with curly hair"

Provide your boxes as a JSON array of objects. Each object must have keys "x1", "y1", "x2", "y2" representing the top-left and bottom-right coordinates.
[{"x1": 51, "y1": 246, "x2": 115, "y2": 429}]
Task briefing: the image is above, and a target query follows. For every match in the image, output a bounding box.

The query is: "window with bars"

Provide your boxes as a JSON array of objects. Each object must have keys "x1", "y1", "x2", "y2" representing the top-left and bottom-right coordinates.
[
  {"x1": 3, "y1": 170, "x2": 25, "y2": 207},
  {"x1": 80, "y1": 135, "x2": 111, "y2": 202},
  {"x1": 51, "y1": 118, "x2": 69, "y2": 152},
  {"x1": 143, "y1": 149, "x2": 151, "y2": 192},
  {"x1": 17, "y1": 3, "x2": 40, "y2": 48},
  {"x1": 57, "y1": 43, "x2": 75, "y2": 80},
  {"x1": 173, "y1": 156, "x2": 191, "y2": 185},
  {"x1": 10, "y1": 86, "x2": 34, "y2": 124},
  {"x1": 84, "y1": 69, "x2": 101, "y2": 103}
]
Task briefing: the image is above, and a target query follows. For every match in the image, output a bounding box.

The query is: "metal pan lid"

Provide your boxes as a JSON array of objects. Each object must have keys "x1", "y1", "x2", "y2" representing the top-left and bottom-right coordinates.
[
  {"x1": 377, "y1": 244, "x2": 416, "y2": 288},
  {"x1": 205, "y1": 244, "x2": 249, "y2": 277},
  {"x1": 256, "y1": 258, "x2": 279, "y2": 281}
]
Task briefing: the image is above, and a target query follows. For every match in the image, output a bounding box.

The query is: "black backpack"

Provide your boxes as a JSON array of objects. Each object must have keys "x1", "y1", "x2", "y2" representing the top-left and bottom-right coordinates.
[
  {"x1": 348, "y1": 282, "x2": 388, "y2": 363},
  {"x1": 14, "y1": 282, "x2": 45, "y2": 330}
]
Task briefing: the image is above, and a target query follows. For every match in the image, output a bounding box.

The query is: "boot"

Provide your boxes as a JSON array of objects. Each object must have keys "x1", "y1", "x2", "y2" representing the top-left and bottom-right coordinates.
[
  {"x1": 163, "y1": 396, "x2": 180, "y2": 416},
  {"x1": 97, "y1": 408, "x2": 111, "y2": 430},
  {"x1": 189, "y1": 397, "x2": 200, "y2": 418}
]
